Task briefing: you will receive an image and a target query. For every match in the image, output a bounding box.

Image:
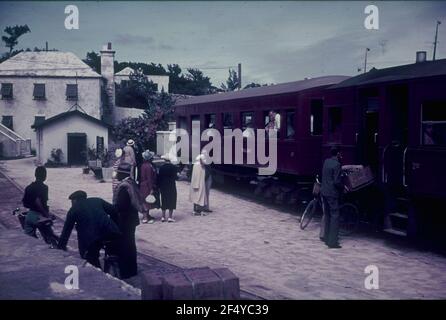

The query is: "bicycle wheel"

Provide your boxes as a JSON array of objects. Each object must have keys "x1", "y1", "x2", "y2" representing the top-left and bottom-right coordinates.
[
  {"x1": 300, "y1": 199, "x2": 318, "y2": 230},
  {"x1": 339, "y1": 203, "x2": 360, "y2": 236}
]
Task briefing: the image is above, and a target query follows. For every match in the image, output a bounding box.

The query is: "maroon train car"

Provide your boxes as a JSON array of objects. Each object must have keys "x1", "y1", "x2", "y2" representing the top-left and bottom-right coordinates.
[
  {"x1": 175, "y1": 76, "x2": 348, "y2": 180},
  {"x1": 323, "y1": 57, "x2": 446, "y2": 237}
]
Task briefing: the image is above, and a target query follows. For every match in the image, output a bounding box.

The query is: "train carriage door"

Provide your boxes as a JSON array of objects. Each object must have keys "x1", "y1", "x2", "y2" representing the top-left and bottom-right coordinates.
[
  {"x1": 384, "y1": 85, "x2": 409, "y2": 188},
  {"x1": 361, "y1": 89, "x2": 380, "y2": 172}
]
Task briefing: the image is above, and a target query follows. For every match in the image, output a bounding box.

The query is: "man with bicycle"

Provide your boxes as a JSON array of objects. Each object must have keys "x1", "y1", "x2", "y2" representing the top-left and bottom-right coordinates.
[{"x1": 320, "y1": 146, "x2": 345, "y2": 249}]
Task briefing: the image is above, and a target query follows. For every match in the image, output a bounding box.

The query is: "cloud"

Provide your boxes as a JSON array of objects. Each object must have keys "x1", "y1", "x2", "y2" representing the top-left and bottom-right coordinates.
[{"x1": 113, "y1": 34, "x2": 155, "y2": 46}]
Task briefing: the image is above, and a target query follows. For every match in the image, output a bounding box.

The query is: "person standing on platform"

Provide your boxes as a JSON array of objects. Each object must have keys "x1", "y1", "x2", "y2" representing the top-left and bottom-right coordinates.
[
  {"x1": 159, "y1": 154, "x2": 178, "y2": 222},
  {"x1": 112, "y1": 148, "x2": 123, "y2": 197},
  {"x1": 122, "y1": 140, "x2": 137, "y2": 179},
  {"x1": 113, "y1": 164, "x2": 143, "y2": 279},
  {"x1": 320, "y1": 146, "x2": 344, "y2": 249},
  {"x1": 190, "y1": 152, "x2": 213, "y2": 215},
  {"x1": 139, "y1": 150, "x2": 156, "y2": 224}
]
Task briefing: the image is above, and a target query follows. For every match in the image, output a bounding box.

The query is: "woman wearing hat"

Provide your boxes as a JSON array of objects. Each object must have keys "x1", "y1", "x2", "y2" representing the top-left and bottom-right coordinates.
[
  {"x1": 112, "y1": 148, "x2": 123, "y2": 197},
  {"x1": 122, "y1": 140, "x2": 137, "y2": 179},
  {"x1": 139, "y1": 150, "x2": 157, "y2": 224},
  {"x1": 158, "y1": 154, "x2": 178, "y2": 222},
  {"x1": 113, "y1": 163, "x2": 143, "y2": 279}
]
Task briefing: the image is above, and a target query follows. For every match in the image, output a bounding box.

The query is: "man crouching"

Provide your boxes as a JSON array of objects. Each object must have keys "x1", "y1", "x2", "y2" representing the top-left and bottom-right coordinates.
[{"x1": 57, "y1": 190, "x2": 121, "y2": 268}]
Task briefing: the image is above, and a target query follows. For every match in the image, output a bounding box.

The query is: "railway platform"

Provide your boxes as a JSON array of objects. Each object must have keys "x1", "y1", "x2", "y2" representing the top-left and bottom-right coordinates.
[{"x1": 1, "y1": 157, "x2": 446, "y2": 299}]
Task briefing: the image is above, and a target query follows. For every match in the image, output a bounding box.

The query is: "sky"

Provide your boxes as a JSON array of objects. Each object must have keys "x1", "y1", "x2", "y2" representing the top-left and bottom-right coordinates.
[{"x1": 0, "y1": 1, "x2": 445, "y2": 87}]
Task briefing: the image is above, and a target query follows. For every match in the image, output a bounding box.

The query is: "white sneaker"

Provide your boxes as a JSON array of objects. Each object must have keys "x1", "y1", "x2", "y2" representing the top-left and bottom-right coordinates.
[
  {"x1": 161, "y1": 217, "x2": 166, "y2": 222},
  {"x1": 168, "y1": 218, "x2": 175, "y2": 223}
]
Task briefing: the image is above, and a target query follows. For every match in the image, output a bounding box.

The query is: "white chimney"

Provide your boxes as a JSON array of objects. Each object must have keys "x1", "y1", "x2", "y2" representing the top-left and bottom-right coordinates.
[
  {"x1": 100, "y1": 42, "x2": 115, "y2": 121},
  {"x1": 416, "y1": 51, "x2": 427, "y2": 63}
]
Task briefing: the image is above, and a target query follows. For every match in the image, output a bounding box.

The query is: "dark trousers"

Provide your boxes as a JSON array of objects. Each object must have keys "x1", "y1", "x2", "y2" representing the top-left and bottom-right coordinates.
[
  {"x1": 321, "y1": 196, "x2": 340, "y2": 247},
  {"x1": 84, "y1": 241, "x2": 103, "y2": 268},
  {"x1": 118, "y1": 225, "x2": 137, "y2": 279}
]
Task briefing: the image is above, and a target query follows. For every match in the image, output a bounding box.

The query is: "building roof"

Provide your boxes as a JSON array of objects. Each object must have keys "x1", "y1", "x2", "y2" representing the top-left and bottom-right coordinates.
[
  {"x1": 0, "y1": 52, "x2": 101, "y2": 78},
  {"x1": 175, "y1": 76, "x2": 349, "y2": 106},
  {"x1": 115, "y1": 67, "x2": 135, "y2": 76},
  {"x1": 32, "y1": 109, "x2": 110, "y2": 129},
  {"x1": 331, "y1": 59, "x2": 446, "y2": 89}
]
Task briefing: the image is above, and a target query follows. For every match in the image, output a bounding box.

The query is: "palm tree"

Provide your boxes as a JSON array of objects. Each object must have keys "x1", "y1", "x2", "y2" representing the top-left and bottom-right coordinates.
[{"x1": 2, "y1": 25, "x2": 31, "y2": 54}]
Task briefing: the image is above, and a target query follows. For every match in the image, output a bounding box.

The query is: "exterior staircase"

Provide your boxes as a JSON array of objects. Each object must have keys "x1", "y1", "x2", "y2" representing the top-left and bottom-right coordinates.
[
  {"x1": 383, "y1": 196, "x2": 410, "y2": 237},
  {"x1": 0, "y1": 124, "x2": 31, "y2": 158}
]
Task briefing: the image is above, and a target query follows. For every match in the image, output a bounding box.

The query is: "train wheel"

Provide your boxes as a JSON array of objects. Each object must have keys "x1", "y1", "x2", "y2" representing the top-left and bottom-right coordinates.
[
  {"x1": 339, "y1": 203, "x2": 360, "y2": 236},
  {"x1": 300, "y1": 199, "x2": 318, "y2": 230}
]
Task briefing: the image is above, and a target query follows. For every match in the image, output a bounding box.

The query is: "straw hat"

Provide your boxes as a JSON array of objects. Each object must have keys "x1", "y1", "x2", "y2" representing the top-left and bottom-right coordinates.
[{"x1": 126, "y1": 139, "x2": 135, "y2": 146}]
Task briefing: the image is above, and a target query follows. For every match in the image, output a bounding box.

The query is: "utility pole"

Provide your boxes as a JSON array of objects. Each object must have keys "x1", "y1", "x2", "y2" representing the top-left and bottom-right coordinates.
[
  {"x1": 364, "y1": 48, "x2": 370, "y2": 74},
  {"x1": 237, "y1": 63, "x2": 242, "y2": 90},
  {"x1": 433, "y1": 20, "x2": 441, "y2": 61}
]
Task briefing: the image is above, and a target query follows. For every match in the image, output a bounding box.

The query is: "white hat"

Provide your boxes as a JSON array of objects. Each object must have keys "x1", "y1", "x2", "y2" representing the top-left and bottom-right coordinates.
[
  {"x1": 142, "y1": 150, "x2": 155, "y2": 161},
  {"x1": 115, "y1": 148, "x2": 123, "y2": 158},
  {"x1": 127, "y1": 139, "x2": 135, "y2": 146}
]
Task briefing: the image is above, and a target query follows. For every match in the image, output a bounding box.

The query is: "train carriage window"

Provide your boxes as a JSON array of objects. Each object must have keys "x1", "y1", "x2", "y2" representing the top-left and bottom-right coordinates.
[
  {"x1": 328, "y1": 107, "x2": 342, "y2": 142},
  {"x1": 223, "y1": 113, "x2": 233, "y2": 129},
  {"x1": 310, "y1": 99, "x2": 323, "y2": 136},
  {"x1": 286, "y1": 110, "x2": 295, "y2": 139},
  {"x1": 205, "y1": 114, "x2": 216, "y2": 129},
  {"x1": 421, "y1": 101, "x2": 446, "y2": 146},
  {"x1": 178, "y1": 116, "x2": 187, "y2": 129},
  {"x1": 241, "y1": 112, "x2": 254, "y2": 130}
]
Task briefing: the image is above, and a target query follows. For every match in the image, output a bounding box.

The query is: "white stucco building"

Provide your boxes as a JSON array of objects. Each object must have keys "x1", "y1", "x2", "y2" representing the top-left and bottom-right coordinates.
[
  {"x1": 115, "y1": 66, "x2": 169, "y2": 93},
  {"x1": 0, "y1": 42, "x2": 170, "y2": 159},
  {"x1": 0, "y1": 51, "x2": 102, "y2": 149},
  {"x1": 33, "y1": 109, "x2": 109, "y2": 165}
]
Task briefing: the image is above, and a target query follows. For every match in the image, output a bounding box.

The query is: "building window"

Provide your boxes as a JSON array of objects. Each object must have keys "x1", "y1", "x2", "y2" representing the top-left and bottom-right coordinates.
[
  {"x1": 328, "y1": 107, "x2": 342, "y2": 142},
  {"x1": 241, "y1": 112, "x2": 254, "y2": 130},
  {"x1": 223, "y1": 113, "x2": 233, "y2": 129},
  {"x1": 421, "y1": 101, "x2": 446, "y2": 146},
  {"x1": 34, "y1": 116, "x2": 46, "y2": 126},
  {"x1": 310, "y1": 99, "x2": 323, "y2": 136},
  {"x1": 286, "y1": 110, "x2": 295, "y2": 139},
  {"x1": 33, "y1": 83, "x2": 46, "y2": 100},
  {"x1": 66, "y1": 84, "x2": 78, "y2": 101},
  {"x1": 1, "y1": 116, "x2": 13, "y2": 130},
  {"x1": 1, "y1": 83, "x2": 13, "y2": 99},
  {"x1": 205, "y1": 114, "x2": 216, "y2": 129}
]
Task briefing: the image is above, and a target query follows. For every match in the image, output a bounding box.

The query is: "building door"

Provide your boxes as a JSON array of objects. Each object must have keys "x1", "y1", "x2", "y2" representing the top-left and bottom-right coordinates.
[{"x1": 67, "y1": 133, "x2": 87, "y2": 165}]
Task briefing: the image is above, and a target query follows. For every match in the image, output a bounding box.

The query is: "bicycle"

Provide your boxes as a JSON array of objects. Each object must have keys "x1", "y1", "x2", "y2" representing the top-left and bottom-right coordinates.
[{"x1": 299, "y1": 176, "x2": 360, "y2": 236}]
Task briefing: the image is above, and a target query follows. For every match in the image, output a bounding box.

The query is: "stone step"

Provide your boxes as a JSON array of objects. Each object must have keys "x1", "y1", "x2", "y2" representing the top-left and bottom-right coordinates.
[
  {"x1": 383, "y1": 228, "x2": 407, "y2": 237},
  {"x1": 389, "y1": 212, "x2": 408, "y2": 219}
]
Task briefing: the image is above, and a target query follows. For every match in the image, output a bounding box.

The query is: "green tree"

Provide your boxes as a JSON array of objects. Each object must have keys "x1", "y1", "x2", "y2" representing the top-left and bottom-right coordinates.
[
  {"x1": 116, "y1": 68, "x2": 157, "y2": 109},
  {"x1": 1, "y1": 25, "x2": 31, "y2": 54},
  {"x1": 112, "y1": 90, "x2": 176, "y2": 151},
  {"x1": 221, "y1": 69, "x2": 239, "y2": 92},
  {"x1": 83, "y1": 51, "x2": 101, "y2": 73}
]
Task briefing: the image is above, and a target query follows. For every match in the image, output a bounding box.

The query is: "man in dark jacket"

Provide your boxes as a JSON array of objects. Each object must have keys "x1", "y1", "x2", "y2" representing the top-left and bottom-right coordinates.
[
  {"x1": 57, "y1": 191, "x2": 121, "y2": 268},
  {"x1": 320, "y1": 146, "x2": 344, "y2": 249}
]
